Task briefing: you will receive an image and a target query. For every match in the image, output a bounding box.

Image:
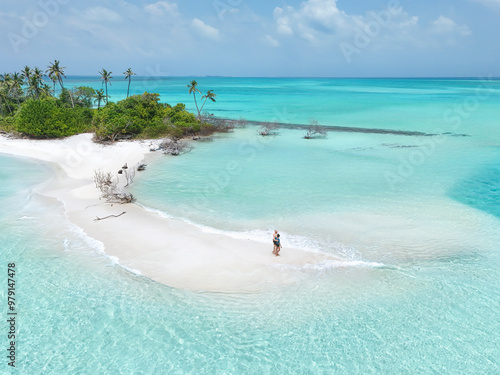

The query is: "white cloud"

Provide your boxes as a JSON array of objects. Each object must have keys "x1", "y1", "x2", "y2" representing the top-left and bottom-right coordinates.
[
  {"x1": 84, "y1": 6, "x2": 121, "y2": 22},
  {"x1": 265, "y1": 34, "x2": 279, "y2": 47},
  {"x1": 191, "y1": 18, "x2": 220, "y2": 40},
  {"x1": 270, "y1": 0, "x2": 473, "y2": 52},
  {"x1": 299, "y1": 0, "x2": 344, "y2": 25},
  {"x1": 144, "y1": 2, "x2": 179, "y2": 17},
  {"x1": 273, "y1": 0, "x2": 359, "y2": 42},
  {"x1": 272, "y1": 0, "x2": 417, "y2": 45},
  {"x1": 274, "y1": 7, "x2": 294, "y2": 35},
  {"x1": 432, "y1": 16, "x2": 471, "y2": 36}
]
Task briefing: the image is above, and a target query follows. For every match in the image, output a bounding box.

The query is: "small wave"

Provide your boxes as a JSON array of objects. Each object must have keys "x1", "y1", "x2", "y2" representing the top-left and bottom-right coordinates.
[
  {"x1": 66, "y1": 221, "x2": 106, "y2": 254},
  {"x1": 137, "y1": 203, "x2": 176, "y2": 220},
  {"x1": 273, "y1": 259, "x2": 387, "y2": 273},
  {"x1": 65, "y1": 221, "x2": 143, "y2": 275},
  {"x1": 108, "y1": 255, "x2": 142, "y2": 276},
  {"x1": 123, "y1": 266, "x2": 143, "y2": 276}
]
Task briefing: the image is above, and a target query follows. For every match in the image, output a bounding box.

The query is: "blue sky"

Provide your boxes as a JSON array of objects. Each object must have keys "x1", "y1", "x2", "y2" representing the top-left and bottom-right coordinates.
[{"x1": 1, "y1": 0, "x2": 499, "y2": 77}]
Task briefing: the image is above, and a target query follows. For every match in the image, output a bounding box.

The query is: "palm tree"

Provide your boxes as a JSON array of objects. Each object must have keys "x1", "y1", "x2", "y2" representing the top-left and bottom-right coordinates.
[
  {"x1": 48, "y1": 75, "x2": 57, "y2": 95},
  {"x1": 124, "y1": 68, "x2": 136, "y2": 98},
  {"x1": 0, "y1": 74, "x2": 14, "y2": 114},
  {"x1": 0, "y1": 86, "x2": 6, "y2": 116},
  {"x1": 49, "y1": 74, "x2": 57, "y2": 97},
  {"x1": 32, "y1": 67, "x2": 44, "y2": 82},
  {"x1": 27, "y1": 67, "x2": 44, "y2": 99},
  {"x1": 94, "y1": 89, "x2": 106, "y2": 109},
  {"x1": 0, "y1": 73, "x2": 12, "y2": 89},
  {"x1": 11, "y1": 72, "x2": 23, "y2": 90},
  {"x1": 21, "y1": 66, "x2": 32, "y2": 85},
  {"x1": 26, "y1": 77, "x2": 37, "y2": 99},
  {"x1": 0, "y1": 72, "x2": 23, "y2": 113},
  {"x1": 199, "y1": 90, "x2": 217, "y2": 116},
  {"x1": 27, "y1": 76, "x2": 40, "y2": 99},
  {"x1": 46, "y1": 60, "x2": 63, "y2": 93},
  {"x1": 99, "y1": 69, "x2": 113, "y2": 104},
  {"x1": 187, "y1": 80, "x2": 201, "y2": 118},
  {"x1": 0, "y1": 88, "x2": 10, "y2": 116},
  {"x1": 40, "y1": 83, "x2": 52, "y2": 98},
  {"x1": 0, "y1": 73, "x2": 11, "y2": 87},
  {"x1": 47, "y1": 60, "x2": 74, "y2": 106},
  {"x1": 9, "y1": 72, "x2": 23, "y2": 106}
]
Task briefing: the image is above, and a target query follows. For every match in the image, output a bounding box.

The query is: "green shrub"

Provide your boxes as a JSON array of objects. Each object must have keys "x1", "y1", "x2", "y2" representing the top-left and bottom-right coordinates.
[
  {"x1": 139, "y1": 118, "x2": 169, "y2": 139},
  {"x1": 0, "y1": 116, "x2": 17, "y2": 133},
  {"x1": 57, "y1": 88, "x2": 73, "y2": 108},
  {"x1": 16, "y1": 98, "x2": 91, "y2": 138},
  {"x1": 93, "y1": 102, "x2": 130, "y2": 141},
  {"x1": 163, "y1": 103, "x2": 200, "y2": 137}
]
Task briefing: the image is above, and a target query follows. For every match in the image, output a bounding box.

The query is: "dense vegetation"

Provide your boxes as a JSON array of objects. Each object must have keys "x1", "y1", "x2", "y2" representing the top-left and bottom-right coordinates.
[
  {"x1": 93, "y1": 93, "x2": 200, "y2": 141},
  {"x1": 0, "y1": 61, "x2": 217, "y2": 140},
  {"x1": 16, "y1": 97, "x2": 92, "y2": 138}
]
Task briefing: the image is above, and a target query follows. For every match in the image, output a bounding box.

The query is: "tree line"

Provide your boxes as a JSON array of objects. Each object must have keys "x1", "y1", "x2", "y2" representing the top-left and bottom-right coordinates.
[{"x1": 0, "y1": 60, "x2": 219, "y2": 140}]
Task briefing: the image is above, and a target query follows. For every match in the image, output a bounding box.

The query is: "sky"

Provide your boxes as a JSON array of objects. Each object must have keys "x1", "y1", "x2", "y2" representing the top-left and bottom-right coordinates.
[{"x1": 1, "y1": 0, "x2": 499, "y2": 77}]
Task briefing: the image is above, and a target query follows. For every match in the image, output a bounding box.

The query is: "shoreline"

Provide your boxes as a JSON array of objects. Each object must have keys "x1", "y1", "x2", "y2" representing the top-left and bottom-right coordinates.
[{"x1": 0, "y1": 133, "x2": 342, "y2": 293}]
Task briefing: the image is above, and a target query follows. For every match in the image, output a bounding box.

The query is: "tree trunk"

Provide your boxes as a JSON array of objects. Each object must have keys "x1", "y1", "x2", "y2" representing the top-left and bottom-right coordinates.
[
  {"x1": 59, "y1": 79, "x2": 74, "y2": 108},
  {"x1": 199, "y1": 97, "x2": 208, "y2": 116},
  {"x1": 193, "y1": 93, "x2": 200, "y2": 118}
]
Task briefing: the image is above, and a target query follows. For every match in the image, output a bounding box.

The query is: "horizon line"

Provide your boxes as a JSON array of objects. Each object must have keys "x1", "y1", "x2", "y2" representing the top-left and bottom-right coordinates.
[{"x1": 60, "y1": 75, "x2": 500, "y2": 80}]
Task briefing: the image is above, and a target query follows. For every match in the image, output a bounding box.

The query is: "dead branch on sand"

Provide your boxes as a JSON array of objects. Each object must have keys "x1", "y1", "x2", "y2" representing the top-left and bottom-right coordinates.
[
  {"x1": 93, "y1": 170, "x2": 135, "y2": 204},
  {"x1": 94, "y1": 212, "x2": 127, "y2": 221}
]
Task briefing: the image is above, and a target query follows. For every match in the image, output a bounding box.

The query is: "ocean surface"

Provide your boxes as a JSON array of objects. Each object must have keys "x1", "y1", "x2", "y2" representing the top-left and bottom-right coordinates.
[{"x1": 1, "y1": 78, "x2": 500, "y2": 374}]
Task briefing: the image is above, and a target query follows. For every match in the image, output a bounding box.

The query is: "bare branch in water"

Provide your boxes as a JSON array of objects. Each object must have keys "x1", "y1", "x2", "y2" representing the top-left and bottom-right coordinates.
[
  {"x1": 304, "y1": 119, "x2": 327, "y2": 139},
  {"x1": 159, "y1": 137, "x2": 194, "y2": 156},
  {"x1": 259, "y1": 121, "x2": 280, "y2": 136}
]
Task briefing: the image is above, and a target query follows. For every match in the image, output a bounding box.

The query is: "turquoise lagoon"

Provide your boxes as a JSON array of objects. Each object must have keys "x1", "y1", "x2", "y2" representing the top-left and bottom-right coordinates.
[{"x1": 1, "y1": 78, "x2": 499, "y2": 374}]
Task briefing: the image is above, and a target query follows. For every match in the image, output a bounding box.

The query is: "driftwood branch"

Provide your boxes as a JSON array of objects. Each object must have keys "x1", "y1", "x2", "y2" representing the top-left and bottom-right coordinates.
[
  {"x1": 94, "y1": 211, "x2": 127, "y2": 221},
  {"x1": 93, "y1": 170, "x2": 135, "y2": 204}
]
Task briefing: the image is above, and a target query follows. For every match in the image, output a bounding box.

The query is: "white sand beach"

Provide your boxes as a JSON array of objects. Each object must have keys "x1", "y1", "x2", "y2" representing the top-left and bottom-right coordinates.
[{"x1": 0, "y1": 133, "x2": 340, "y2": 292}]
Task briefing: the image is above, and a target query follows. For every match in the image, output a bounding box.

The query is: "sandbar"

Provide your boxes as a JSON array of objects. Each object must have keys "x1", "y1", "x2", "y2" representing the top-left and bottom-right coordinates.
[{"x1": 0, "y1": 134, "x2": 340, "y2": 292}]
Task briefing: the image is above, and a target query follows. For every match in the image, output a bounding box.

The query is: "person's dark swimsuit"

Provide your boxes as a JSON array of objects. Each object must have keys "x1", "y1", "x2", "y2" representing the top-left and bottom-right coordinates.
[{"x1": 273, "y1": 236, "x2": 279, "y2": 247}]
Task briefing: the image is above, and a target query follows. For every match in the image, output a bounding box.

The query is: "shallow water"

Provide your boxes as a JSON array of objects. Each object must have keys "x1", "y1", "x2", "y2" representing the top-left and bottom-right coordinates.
[
  {"x1": 2, "y1": 77, "x2": 500, "y2": 373},
  {"x1": 132, "y1": 127, "x2": 500, "y2": 264}
]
